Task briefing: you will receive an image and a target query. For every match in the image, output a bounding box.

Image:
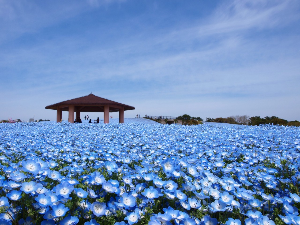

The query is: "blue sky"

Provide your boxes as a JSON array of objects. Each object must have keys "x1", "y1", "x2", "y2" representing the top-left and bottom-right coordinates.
[{"x1": 1, "y1": 0, "x2": 300, "y2": 122}]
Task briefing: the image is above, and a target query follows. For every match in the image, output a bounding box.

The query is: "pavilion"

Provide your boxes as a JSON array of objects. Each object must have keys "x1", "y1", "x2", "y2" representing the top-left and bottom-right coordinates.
[{"x1": 45, "y1": 94, "x2": 135, "y2": 123}]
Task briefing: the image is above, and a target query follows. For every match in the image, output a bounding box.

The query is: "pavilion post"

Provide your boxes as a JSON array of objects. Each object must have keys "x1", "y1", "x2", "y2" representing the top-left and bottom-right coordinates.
[
  {"x1": 119, "y1": 107, "x2": 124, "y2": 123},
  {"x1": 68, "y1": 105, "x2": 75, "y2": 123},
  {"x1": 57, "y1": 107, "x2": 62, "y2": 122},
  {"x1": 76, "y1": 109, "x2": 80, "y2": 122},
  {"x1": 104, "y1": 105, "x2": 109, "y2": 124}
]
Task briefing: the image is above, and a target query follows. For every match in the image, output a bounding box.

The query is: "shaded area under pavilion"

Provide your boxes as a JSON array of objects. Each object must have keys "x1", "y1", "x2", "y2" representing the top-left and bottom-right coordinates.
[{"x1": 45, "y1": 94, "x2": 135, "y2": 123}]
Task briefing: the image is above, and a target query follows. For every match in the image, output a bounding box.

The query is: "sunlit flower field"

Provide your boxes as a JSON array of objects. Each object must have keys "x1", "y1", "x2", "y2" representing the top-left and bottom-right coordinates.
[{"x1": 0, "y1": 120, "x2": 299, "y2": 225}]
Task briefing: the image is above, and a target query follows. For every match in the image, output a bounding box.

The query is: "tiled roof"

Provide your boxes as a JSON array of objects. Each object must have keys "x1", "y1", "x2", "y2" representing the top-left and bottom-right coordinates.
[{"x1": 45, "y1": 94, "x2": 135, "y2": 111}]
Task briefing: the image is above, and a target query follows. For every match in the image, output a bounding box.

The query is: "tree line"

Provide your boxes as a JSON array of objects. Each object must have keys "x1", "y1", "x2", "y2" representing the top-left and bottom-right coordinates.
[{"x1": 205, "y1": 115, "x2": 300, "y2": 126}]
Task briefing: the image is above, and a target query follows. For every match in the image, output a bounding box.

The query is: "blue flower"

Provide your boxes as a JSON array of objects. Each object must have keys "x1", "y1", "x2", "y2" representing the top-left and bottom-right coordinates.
[
  {"x1": 290, "y1": 193, "x2": 300, "y2": 203},
  {"x1": 244, "y1": 218, "x2": 258, "y2": 225},
  {"x1": 55, "y1": 181, "x2": 74, "y2": 198},
  {"x1": 164, "y1": 180, "x2": 178, "y2": 192},
  {"x1": 175, "y1": 190, "x2": 187, "y2": 201},
  {"x1": 225, "y1": 218, "x2": 241, "y2": 225},
  {"x1": 20, "y1": 181, "x2": 38, "y2": 194},
  {"x1": 125, "y1": 210, "x2": 140, "y2": 225},
  {"x1": 48, "y1": 171, "x2": 61, "y2": 180},
  {"x1": 74, "y1": 188, "x2": 88, "y2": 198},
  {"x1": 61, "y1": 216, "x2": 79, "y2": 225},
  {"x1": 188, "y1": 198, "x2": 201, "y2": 209},
  {"x1": 210, "y1": 200, "x2": 227, "y2": 212},
  {"x1": 7, "y1": 190, "x2": 22, "y2": 201},
  {"x1": 51, "y1": 203, "x2": 69, "y2": 217},
  {"x1": 162, "y1": 160, "x2": 175, "y2": 173},
  {"x1": 102, "y1": 181, "x2": 118, "y2": 193},
  {"x1": 201, "y1": 215, "x2": 218, "y2": 225},
  {"x1": 84, "y1": 219, "x2": 100, "y2": 225},
  {"x1": 0, "y1": 197, "x2": 9, "y2": 207},
  {"x1": 89, "y1": 171, "x2": 106, "y2": 185},
  {"x1": 121, "y1": 193, "x2": 136, "y2": 208},
  {"x1": 142, "y1": 186, "x2": 162, "y2": 199},
  {"x1": 219, "y1": 191, "x2": 233, "y2": 205},
  {"x1": 105, "y1": 161, "x2": 118, "y2": 173},
  {"x1": 246, "y1": 210, "x2": 262, "y2": 220},
  {"x1": 258, "y1": 216, "x2": 275, "y2": 225},
  {"x1": 91, "y1": 202, "x2": 106, "y2": 217},
  {"x1": 163, "y1": 206, "x2": 179, "y2": 220},
  {"x1": 182, "y1": 218, "x2": 197, "y2": 225},
  {"x1": 35, "y1": 194, "x2": 52, "y2": 207},
  {"x1": 22, "y1": 159, "x2": 41, "y2": 174}
]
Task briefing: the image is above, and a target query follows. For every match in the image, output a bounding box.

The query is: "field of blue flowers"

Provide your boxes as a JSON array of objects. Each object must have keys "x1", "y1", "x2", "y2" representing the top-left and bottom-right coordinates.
[{"x1": 0, "y1": 120, "x2": 299, "y2": 225}]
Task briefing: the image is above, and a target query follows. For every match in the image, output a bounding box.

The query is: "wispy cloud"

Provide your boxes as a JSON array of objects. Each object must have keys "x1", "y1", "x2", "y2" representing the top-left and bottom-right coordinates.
[{"x1": 0, "y1": 0, "x2": 299, "y2": 121}]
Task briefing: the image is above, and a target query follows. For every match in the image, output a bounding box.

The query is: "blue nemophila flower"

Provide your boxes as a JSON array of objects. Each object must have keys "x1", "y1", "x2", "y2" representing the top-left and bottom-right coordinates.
[
  {"x1": 51, "y1": 204, "x2": 69, "y2": 218},
  {"x1": 48, "y1": 171, "x2": 61, "y2": 180},
  {"x1": 244, "y1": 218, "x2": 258, "y2": 225},
  {"x1": 91, "y1": 202, "x2": 106, "y2": 217},
  {"x1": 125, "y1": 209, "x2": 140, "y2": 225},
  {"x1": 162, "y1": 160, "x2": 175, "y2": 173},
  {"x1": 290, "y1": 193, "x2": 300, "y2": 203},
  {"x1": 55, "y1": 181, "x2": 74, "y2": 198},
  {"x1": 123, "y1": 176, "x2": 133, "y2": 185},
  {"x1": 88, "y1": 189, "x2": 98, "y2": 198},
  {"x1": 156, "y1": 213, "x2": 172, "y2": 223},
  {"x1": 7, "y1": 181, "x2": 21, "y2": 189},
  {"x1": 153, "y1": 179, "x2": 165, "y2": 188},
  {"x1": 121, "y1": 193, "x2": 136, "y2": 208},
  {"x1": 20, "y1": 181, "x2": 38, "y2": 194},
  {"x1": 35, "y1": 194, "x2": 51, "y2": 207},
  {"x1": 188, "y1": 198, "x2": 201, "y2": 209},
  {"x1": 0, "y1": 197, "x2": 9, "y2": 207},
  {"x1": 61, "y1": 216, "x2": 79, "y2": 225},
  {"x1": 210, "y1": 200, "x2": 227, "y2": 212},
  {"x1": 142, "y1": 186, "x2": 162, "y2": 199},
  {"x1": 22, "y1": 159, "x2": 41, "y2": 174},
  {"x1": 182, "y1": 218, "x2": 197, "y2": 225},
  {"x1": 175, "y1": 190, "x2": 187, "y2": 201},
  {"x1": 7, "y1": 190, "x2": 22, "y2": 201},
  {"x1": 164, "y1": 180, "x2": 178, "y2": 192},
  {"x1": 103, "y1": 181, "x2": 118, "y2": 193},
  {"x1": 219, "y1": 191, "x2": 233, "y2": 205},
  {"x1": 74, "y1": 188, "x2": 88, "y2": 198},
  {"x1": 180, "y1": 200, "x2": 191, "y2": 210},
  {"x1": 187, "y1": 166, "x2": 199, "y2": 177},
  {"x1": 225, "y1": 218, "x2": 241, "y2": 225},
  {"x1": 258, "y1": 216, "x2": 275, "y2": 225},
  {"x1": 105, "y1": 161, "x2": 118, "y2": 173},
  {"x1": 201, "y1": 215, "x2": 218, "y2": 225},
  {"x1": 89, "y1": 171, "x2": 106, "y2": 185},
  {"x1": 246, "y1": 210, "x2": 262, "y2": 220},
  {"x1": 9, "y1": 172, "x2": 26, "y2": 182},
  {"x1": 84, "y1": 219, "x2": 100, "y2": 225},
  {"x1": 143, "y1": 173, "x2": 154, "y2": 181},
  {"x1": 163, "y1": 206, "x2": 179, "y2": 220},
  {"x1": 0, "y1": 220, "x2": 12, "y2": 225}
]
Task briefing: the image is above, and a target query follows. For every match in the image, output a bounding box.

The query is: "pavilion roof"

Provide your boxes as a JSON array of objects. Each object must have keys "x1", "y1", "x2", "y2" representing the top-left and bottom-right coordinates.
[{"x1": 45, "y1": 94, "x2": 135, "y2": 112}]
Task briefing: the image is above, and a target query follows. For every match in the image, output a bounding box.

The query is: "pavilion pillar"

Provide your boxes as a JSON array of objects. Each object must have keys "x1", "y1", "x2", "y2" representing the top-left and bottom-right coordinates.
[
  {"x1": 68, "y1": 105, "x2": 75, "y2": 123},
  {"x1": 76, "y1": 110, "x2": 80, "y2": 121},
  {"x1": 57, "y1": 107, "x2": 62, "y2": 123},
  {"x1": 104, "y1": 105, "x2": 109, "y2": 124},
  {"x1": 119, "y1": 107, "x2": 124, "y2": 123}
]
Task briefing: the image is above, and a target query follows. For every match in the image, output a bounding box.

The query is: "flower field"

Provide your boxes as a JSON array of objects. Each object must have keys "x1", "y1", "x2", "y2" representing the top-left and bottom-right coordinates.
[{"x1": 0, "y1": 121, "x2": 299, "y2": 225}]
